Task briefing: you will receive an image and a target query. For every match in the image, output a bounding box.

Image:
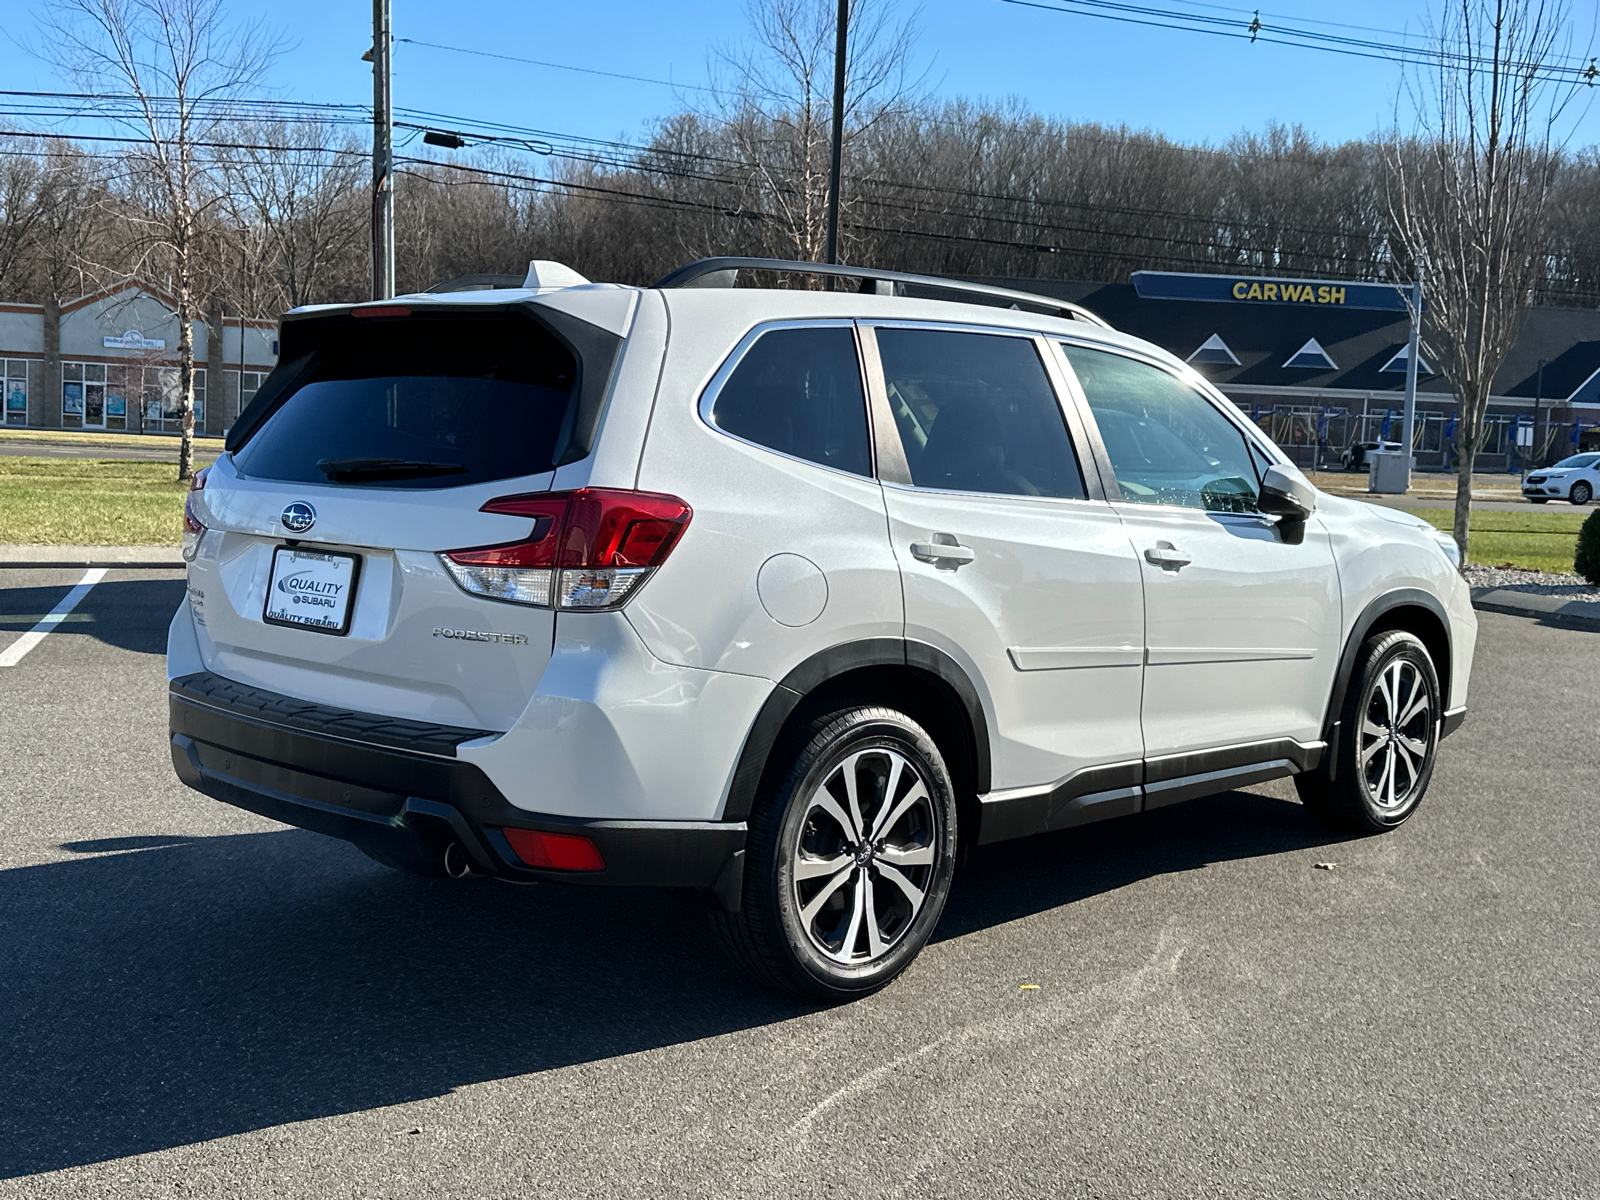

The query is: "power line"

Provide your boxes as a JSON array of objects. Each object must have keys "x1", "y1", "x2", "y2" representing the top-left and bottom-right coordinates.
[
  {"x1": 393, "y1": 38, "x2": 714, "y2": 94},
  {"x1": 1000, "y1": 0, "x2": 1600, "y2": 80}
]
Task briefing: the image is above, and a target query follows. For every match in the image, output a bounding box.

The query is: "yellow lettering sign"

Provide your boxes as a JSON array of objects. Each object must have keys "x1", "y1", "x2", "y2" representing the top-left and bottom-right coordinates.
[
  {"x1": 1246, "y1": 283, "x2": 1262, "y2": 301},
  {"x1": 1263, "y1": 283, "x2": 1279, "y2": 300},
  {"x1": 1328, "y1": 286, "x2": 1345, "y2": 304},
  {"x1": 1232, "y1": 282, "x2": 1249, "y2": 299}
]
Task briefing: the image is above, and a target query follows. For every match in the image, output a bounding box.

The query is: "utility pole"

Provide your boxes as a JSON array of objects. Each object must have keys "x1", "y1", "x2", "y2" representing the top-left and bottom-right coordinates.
[
  {"x1": 1401, "y1": 267, "x2": 1422, "y2": 490},
  {"x1": 823, "y1": 0, "x2": 848, "y2": 267},
  {"x1": 371, "y1": 0, "x2": 394, "y2": 300}
]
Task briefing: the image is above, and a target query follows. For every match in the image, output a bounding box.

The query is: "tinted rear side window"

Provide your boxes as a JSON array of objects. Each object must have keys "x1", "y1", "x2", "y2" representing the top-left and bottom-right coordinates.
[
  {"x1": 707, "y1": 325, "x2": 871, "y2": 477},
  {"x1": 233, "y1": 316, "x2": 578, "y2": 489},
  {"x1": 876, "y1": 328, "x2": 1085, "y2": 499}
]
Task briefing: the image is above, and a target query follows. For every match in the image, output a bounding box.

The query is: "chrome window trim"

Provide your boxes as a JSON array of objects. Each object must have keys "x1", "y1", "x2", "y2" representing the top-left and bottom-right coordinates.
[
  {"x1": 879, "y1": 478, "x2": 1113, "y2": 510},
  {"x1": 695, "y1": 318, "x2": 878, "y2": 482}
]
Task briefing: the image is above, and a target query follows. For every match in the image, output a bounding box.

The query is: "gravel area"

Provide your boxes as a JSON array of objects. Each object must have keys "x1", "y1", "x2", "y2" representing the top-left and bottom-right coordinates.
[{"x1": 1463, "y1": 563, "x2": 1599, "y2": 595}]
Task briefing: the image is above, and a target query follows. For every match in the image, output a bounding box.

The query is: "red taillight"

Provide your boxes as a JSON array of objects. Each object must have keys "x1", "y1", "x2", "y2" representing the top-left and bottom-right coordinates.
[
  {"x1": 552, "y1": 489, "x2": 692, "y2": 568},
  {"x1": 501, "y1": 828, "x2": 606, "y2": 872},
  {"x1": 440, "y1": 488, "x2": 691, "y2": 610}
]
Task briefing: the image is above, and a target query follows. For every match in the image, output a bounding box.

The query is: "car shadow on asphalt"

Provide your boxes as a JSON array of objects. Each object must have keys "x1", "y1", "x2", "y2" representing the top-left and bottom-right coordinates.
[
  {"x1": 0, "y1": 791, "x2": 1351, "y2": 1179},
  {"x1": 938, "y1": 788, "x2": 1350, "y2": 942},
  {"x1": 0, "y1": 577, "x2": 183, "y2": 657}
]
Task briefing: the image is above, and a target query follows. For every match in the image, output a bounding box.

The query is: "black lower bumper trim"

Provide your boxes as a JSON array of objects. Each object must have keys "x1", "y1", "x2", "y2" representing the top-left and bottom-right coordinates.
[{"x1": 169, "y1": 684, "x2": 746, "y2": 892}]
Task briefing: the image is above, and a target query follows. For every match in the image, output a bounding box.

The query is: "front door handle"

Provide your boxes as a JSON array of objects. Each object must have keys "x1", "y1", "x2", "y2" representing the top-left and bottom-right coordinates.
[
  {"x1": 1144, "y1": 541, "x2": 1192, "y2": 569},
  {"x1": 910, "y1": 537, "x2": 976, "y2": 567}
]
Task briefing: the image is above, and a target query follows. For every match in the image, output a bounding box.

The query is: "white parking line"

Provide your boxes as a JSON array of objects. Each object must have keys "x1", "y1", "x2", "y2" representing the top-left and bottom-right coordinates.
[{"x1": 0, "y1": 568, "x2": 108, "y2": 668}]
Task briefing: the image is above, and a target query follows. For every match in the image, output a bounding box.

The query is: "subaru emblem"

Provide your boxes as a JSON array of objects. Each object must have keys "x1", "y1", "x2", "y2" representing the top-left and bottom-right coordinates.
[{"x1": 281, "y1": 502, "x2": 317, "y2": 533}]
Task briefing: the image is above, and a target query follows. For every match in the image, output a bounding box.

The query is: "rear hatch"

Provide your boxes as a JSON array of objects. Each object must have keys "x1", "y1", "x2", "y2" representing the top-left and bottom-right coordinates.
[{"x1": 184, "y1": 296, "x2": 629, "y2": 731}]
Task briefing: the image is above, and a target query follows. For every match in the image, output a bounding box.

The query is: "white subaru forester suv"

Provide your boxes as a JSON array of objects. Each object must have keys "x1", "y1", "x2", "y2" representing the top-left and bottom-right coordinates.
[{"x1": 170, "y1": 257, "x2": 1477, "y2": 1001}]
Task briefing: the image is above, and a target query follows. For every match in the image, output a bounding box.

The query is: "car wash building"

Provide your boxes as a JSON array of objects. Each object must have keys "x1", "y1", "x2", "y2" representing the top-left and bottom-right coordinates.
[
  {"x1": 995, "y1": 271, "x2": 1600, "y2": 471},
  {"x1": 0, "y1": 281, "x2": 278, "y2": 437}
]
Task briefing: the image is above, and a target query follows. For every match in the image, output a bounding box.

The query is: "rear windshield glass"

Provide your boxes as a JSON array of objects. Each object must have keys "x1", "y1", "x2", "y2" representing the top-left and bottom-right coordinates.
[{"x1": 233, "y1": 315, "x2": 578, "y2": 489}]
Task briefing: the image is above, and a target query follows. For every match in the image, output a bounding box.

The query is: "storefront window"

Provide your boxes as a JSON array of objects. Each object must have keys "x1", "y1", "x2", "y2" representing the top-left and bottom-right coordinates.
[
  {"x1": 3, "y1": 360, "x2": 28, "y2": 425},
  {"x1": 63, "y1": 362, "x2": 204, "y2": 433}
]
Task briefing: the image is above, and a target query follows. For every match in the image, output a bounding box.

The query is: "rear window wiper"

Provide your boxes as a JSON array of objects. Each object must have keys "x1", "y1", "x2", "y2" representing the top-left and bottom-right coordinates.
[{"x1": 316, "y1": 457, "x2": 469, "y2": 482}]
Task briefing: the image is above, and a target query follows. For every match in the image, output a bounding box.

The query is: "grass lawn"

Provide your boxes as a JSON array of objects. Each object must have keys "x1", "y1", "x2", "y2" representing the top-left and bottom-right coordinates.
[
  {"x1": 0, "y1": 456, "x2": 188, "y2": 545},
  {"x1": 1405, "y1": 506, "x2": 1589, "y2": 573},
  {"x1": 0, "y1": 427, "x2": 223, "y2": 451}
]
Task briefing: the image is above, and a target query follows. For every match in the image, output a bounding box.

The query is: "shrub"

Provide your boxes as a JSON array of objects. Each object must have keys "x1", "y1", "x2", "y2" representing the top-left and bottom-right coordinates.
[{"x1": 1576, "y1": 509, "x2": 1600, "y2": 586}]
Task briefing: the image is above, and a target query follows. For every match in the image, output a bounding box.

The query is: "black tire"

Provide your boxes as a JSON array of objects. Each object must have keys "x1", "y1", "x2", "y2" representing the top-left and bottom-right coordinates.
[
  {"x1": 1295, "y1": 630, "x2": 1441, "y2": 834},
  {"x1": 711, "y1": 706, "x2": 959, "y2": 1002},
  {"x1": 1570, "y1": 481, "x2": 1592, "y2": 506}
]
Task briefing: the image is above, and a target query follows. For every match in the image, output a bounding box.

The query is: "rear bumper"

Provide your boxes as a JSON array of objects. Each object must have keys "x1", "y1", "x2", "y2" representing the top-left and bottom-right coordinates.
[{"x1": 168, "y1": 671, "x2": 747, "y2": 902}]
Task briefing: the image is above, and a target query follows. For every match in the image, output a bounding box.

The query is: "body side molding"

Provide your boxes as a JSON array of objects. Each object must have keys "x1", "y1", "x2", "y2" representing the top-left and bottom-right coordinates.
[{"x1": 975, "y1": 738, "x2": 1325, "y2": 845}]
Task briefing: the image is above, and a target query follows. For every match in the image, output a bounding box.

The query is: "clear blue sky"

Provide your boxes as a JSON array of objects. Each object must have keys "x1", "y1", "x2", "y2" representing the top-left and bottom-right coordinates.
[{"x1": 2, "y1": 0, "x2": 1597, "y2": 150}]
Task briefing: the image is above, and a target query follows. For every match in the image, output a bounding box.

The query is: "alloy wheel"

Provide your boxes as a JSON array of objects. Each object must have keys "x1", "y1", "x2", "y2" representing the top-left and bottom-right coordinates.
[
  {"x1": 790, "y1": 747, "x2": 939, "y2": 964},
  {"x1": 1358, "y1": 658, "x2": 1433, "y2": 812}
]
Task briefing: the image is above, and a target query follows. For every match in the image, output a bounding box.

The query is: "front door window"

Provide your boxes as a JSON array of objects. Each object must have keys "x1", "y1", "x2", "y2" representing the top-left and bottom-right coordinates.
[{"x1": 1059, "y1": 343, "x2": 1261, "y2": 511}]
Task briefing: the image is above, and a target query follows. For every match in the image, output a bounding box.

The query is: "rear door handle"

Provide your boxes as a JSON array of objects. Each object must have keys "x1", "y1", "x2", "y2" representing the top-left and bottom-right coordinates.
[
  {"x1": 910, "y1": 539, "x2": 976, "y2": 566},
  {"x1": 1144, "y1": 542, "x2": 1192, "y2": 569}
]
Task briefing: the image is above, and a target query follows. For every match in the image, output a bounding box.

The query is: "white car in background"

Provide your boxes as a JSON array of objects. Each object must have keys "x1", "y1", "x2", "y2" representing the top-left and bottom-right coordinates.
[
  {"x1": 168, "y1": 256, "x2": 1478, "y2": 1001},
  {"x1": 1522, "y1": 453, "x2": 1600, "y2": 505}
]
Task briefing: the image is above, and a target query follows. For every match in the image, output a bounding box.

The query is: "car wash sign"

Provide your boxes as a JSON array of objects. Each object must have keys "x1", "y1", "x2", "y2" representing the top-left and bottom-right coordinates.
[{"x1": 1131, "y1": 270, "x2": 1415, "y2": 312}]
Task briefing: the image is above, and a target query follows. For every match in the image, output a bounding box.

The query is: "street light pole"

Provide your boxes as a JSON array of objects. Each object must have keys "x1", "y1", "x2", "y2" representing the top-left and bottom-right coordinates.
[
  {"x1": 371, "y1": 0, "x2": 394, "y2": 300},
  {"x1": 823, "y1": 0, "x2": 848, "y2": 267}
]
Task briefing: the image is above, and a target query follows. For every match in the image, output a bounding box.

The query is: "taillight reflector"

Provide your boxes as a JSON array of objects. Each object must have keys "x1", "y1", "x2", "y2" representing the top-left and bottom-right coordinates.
[
  {"x1": 182, "y1": 465, "x2": 209, "y2": 561},
  {"x1": 502, "y1": 828, "x2": 606, "y2": 872}
]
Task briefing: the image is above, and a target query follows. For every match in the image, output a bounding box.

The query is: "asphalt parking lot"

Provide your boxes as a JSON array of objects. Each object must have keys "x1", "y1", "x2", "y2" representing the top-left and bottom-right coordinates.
[{"x1": 1, "y1": 568, "x2": 1596, "y2": 1198}]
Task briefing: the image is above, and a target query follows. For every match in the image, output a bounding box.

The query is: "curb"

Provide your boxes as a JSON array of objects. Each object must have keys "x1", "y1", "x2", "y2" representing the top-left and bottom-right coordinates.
[
  {"x1": 1470, "y1": 587, "x2": 1600, "y2": 633},
  {"x1": 0, "y1": 546, "x2": 184, "y2": 569}
]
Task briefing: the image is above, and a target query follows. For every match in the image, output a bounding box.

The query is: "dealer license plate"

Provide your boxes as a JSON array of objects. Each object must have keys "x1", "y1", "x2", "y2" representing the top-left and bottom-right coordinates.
[{"x1": 263, "y1": 546, "x2": 360, "y2": 635}]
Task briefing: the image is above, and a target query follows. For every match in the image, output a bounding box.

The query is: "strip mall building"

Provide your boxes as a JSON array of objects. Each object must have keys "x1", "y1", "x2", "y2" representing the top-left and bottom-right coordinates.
[{"x1": 0, "y1": 281, "x2": 278, "y2": 437}]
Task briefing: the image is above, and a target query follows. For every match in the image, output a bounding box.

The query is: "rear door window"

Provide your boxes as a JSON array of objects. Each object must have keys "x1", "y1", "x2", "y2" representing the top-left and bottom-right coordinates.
[
  {"x1": 233, "y1": 315, "x2": 580, "y2": 489},
  {"x1": 876, "y1": 328, "x2": 1085, "y2": 499},
  {"x1": 705, "y1": 324, "x2": 872, "y2": 476}
]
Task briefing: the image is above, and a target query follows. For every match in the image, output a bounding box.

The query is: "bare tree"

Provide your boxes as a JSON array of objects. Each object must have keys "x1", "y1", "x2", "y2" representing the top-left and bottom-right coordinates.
[
  {"x1": 709, "y1": 0, "x2": 925, "y2": 266},
  {"x1": 1387, "y1": 0, "x2": 1587, "y2": 559},
  {"x1": 214, "y1": 120, "x2": 367, "y2": 311},
  {"x1": 41, "y1": 0, "x2": 280, "y2": 478}
]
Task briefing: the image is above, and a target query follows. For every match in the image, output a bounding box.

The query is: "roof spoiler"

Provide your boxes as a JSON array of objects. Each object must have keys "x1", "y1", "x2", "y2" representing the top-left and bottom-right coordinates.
[{"x1": 652, "y1": 257, "x2": 1110, "y2": 328}]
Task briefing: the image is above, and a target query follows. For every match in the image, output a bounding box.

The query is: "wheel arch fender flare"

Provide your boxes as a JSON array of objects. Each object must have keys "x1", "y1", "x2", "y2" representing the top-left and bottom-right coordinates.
[
  {"x1": 719, "y1": 638, "x2": 993, "y2": 823},
  {"x1": 1322, "y1": 588, "x2": 1453, "y2": 763}
]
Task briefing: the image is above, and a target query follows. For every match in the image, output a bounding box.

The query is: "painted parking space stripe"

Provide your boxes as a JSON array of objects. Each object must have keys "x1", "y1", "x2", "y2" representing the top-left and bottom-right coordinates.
[{"x1": 0, "y1": 568, "x2": 107, "y2": 668}]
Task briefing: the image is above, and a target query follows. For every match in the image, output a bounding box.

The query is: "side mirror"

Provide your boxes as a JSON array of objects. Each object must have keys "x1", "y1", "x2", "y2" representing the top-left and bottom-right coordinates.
[
  {"x1": 1258, "y1": 463, "x2": 1317, "y2": 520},
  {"x1": 1258, "y1": 464, "x2": 1315, "y2": 545}
]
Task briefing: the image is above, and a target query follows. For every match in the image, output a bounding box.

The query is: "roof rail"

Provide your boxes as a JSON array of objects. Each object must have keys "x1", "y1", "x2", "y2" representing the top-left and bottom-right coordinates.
[{"x1": 652, "y1": 257, "x2": 1110, "y2": 328}]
